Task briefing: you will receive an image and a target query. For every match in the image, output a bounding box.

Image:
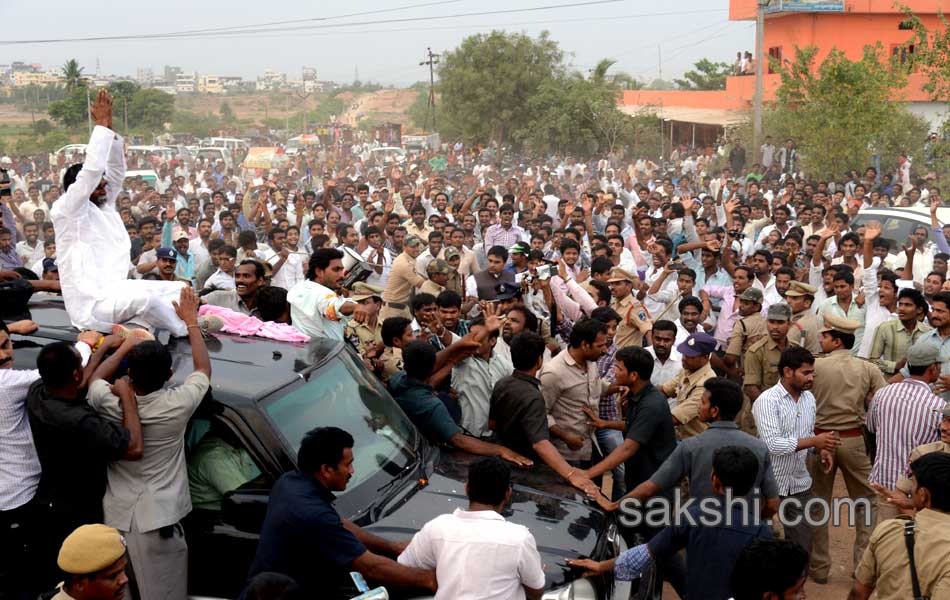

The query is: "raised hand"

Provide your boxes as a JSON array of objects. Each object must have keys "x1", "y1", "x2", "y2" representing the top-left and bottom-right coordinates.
[
  {"x1": 90, "y1": 89, "x2": 113, "y2": 130},
  {"x1": 172, "y1": 286, "x2": 200, "y2": 326},
  {"x1": 863, "y1": 220, "x2": 882, "y2": 241}
]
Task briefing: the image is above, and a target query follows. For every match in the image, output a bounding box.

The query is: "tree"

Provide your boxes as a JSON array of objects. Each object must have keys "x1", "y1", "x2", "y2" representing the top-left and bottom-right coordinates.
[
  {"x1": 48, "y1": 86, "x2": 90, "y2": 128},
  {"x1": 902, "y1": 7, "x2": 950, "y2": 180},
  {"x1": 674, "y1": 58, "x2": 732, "y2": 91},
  {"x1": 108, "y1": 80, "x2": 140, "y2": 131},
  {"x1": 438, "y1": 30, "x2": 563, "y2": 148},
  {"x1": 62, "y1": 59, "x2": 85, "y2": 91},
  {"x1": 128, "y1": 89, "x2": 174, "y2": 130},
  {"x1": 220, "y1": 101, "x2": 236, "y2": 123},
  {"x1": 762, "y1": 44, "x2": 927, "y2": 179}
]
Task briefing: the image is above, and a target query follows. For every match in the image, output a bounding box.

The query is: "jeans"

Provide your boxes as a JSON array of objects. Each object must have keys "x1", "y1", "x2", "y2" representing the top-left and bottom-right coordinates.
[{"x1": 596, "y1": 428, "x2": 627, "y2": 500}]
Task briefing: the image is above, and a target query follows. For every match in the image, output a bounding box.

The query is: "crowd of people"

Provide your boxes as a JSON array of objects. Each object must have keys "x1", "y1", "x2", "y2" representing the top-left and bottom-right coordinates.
[{"x1": 2, "y1": 88, "x2": 950, "y2": 600}]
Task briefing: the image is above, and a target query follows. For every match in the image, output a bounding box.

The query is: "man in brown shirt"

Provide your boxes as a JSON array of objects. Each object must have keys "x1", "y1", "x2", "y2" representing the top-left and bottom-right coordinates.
[
  {"x1": 724, "y1": 287, "x2": 767, "y2": 378},
  {"x1": 785, "y1": 281, "x2": 821, "y2": 354},
  {"x1": 809, "y1": 313, "x2": 887, "y2": 583},
  {"x1": 742, "y1": 303, "x2": 796, "y2": 435},
  {"x1": 660, "y1": 332, "x2": 717, "y2": 439},
  {"x1": 607, "y1": 267, "x2": 652, "y2": 349},
  {"x1": 381, "y1": 236, "x2": 425, "y2": 321}
]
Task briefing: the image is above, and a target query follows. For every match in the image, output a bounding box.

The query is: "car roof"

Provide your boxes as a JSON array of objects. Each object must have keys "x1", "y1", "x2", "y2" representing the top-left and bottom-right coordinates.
[
  {"x1": 854, "y1": 206, "x2": 950, "y2": 222},
  {"x1": 15, "y1": 297, "x2": 339, "y2": 408}
]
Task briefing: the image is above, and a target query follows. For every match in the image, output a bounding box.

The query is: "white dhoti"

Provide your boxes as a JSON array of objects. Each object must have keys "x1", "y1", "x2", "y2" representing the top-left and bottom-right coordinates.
[{"x1": 89, "y1": 279, "x2": 189, "y2": 337}]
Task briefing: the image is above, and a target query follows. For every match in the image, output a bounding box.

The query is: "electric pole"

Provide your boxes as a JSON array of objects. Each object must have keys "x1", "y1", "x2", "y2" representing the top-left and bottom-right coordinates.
[
  {"x1": 419, "y1": 47, "x2": 439, "y2": 132},
  {"x1": 753, "y1": 0, "x2": 767, "y2": 153}
]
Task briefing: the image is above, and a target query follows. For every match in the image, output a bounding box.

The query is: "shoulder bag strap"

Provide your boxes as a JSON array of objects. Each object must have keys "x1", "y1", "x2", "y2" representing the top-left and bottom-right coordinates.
[{"x1": 903, "y1": 519, "x2": 928, "y2": 600}]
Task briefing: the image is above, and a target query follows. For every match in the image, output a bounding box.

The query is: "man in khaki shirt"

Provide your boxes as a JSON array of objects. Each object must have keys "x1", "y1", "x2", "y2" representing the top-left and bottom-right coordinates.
[
  {"x1": 420, "y1": 259, "x2": 450, "y2": 297},
  {"x1": 539, "y1": 318, "x2": 613, "y2": 464},
  {"x1": 381, "y1": 236, "x2": 425, "y2": 321},
  {"x1": 742, "y1": 303, "x2": 797, "y2": 435},
  {"x1": 851, "y1": 453, "x2": 950, "y2": 600},
  {"x1": 607, "y1": 267, "x2": 652, "y2": 349},
  {"x1": 785, "y1": 281, "x2": 821, "y2": 354},
  {"x1": 343, "y1": 282, "x2": 384, "y2": 357},
  {"x1": 809, "y1": 313, "x2": 887, "y2": 583},
  {"x1": 660, "y1": 332, "x2": 717, "y2": 439},
  {"x1": 724, "y1": 287, "x2": 767, "y2": 377}
]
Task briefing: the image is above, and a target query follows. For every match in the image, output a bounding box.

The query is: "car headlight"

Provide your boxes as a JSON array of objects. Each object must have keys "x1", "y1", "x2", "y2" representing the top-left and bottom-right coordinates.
[{"x1": 541, "y1": 578, "x2": 597, "y2": 600}]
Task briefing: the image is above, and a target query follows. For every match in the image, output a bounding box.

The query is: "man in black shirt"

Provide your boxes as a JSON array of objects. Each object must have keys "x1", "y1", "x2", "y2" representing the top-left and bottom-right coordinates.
[
  {"x1": 582, "y1": 346, "x2": 677, "y2": 496},
  {"x1": 245, "y1": 427, "x2": 436, "y2": 600},
  {"x1": 27, "y1": 335, "x2": 144, "y2": 591},
  {"x1": 489, "y1": 331, "x2": 599, "y2": 496}
]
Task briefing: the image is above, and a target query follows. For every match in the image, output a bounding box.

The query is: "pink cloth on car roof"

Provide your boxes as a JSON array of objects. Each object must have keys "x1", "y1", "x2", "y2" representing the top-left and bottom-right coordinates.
[{"x1": 199, "y1": 304, "x2": 310, "y2": 343}]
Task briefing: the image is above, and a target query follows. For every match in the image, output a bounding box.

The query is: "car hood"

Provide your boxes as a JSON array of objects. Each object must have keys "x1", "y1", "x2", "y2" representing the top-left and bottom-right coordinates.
[{"x1": 364, "y1": 462, "x2": 608, "y2": 590}]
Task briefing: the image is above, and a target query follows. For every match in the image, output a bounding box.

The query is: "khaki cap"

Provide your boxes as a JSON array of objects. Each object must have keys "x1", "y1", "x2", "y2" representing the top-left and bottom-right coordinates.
[
  {"x1": 820, "y1": 313, "x2": 861, "y2": 334},
  {"x1": 607, "y1": 267, "x2": 637, "y2": 283},
  {"x1": 785, "y1": 281, "x2": 818, "y2": 297},
  {"x1": 58, "y1": 524, "x2": 126, "y2": 575},
  {"x1": 350, "y1": 282, "x2": 383, "y2": 302}
]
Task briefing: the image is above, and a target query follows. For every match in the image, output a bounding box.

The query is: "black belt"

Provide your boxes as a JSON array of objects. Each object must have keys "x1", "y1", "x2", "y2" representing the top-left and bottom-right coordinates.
[{"x1": 385, "y1": 301, "x2": 408, "y2": 310}]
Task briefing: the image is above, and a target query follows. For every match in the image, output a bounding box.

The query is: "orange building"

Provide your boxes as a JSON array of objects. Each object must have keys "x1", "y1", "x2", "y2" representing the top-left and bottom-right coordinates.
[{"x1": 621, "y1": 0, "x2": 948, "y2": 146}]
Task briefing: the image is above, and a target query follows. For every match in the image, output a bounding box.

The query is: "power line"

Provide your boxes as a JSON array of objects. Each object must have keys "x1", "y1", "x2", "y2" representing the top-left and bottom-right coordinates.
[
  {"x1": 419, "y1": 48, "x2": 440, "y2": 131},
  {"x1": 1, "y1": 0, "x2": 625, "y2": 45}
]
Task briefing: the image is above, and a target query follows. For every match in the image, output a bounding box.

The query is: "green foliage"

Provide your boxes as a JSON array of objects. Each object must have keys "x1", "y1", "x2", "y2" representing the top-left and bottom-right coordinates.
[
  {"x1": 48, "y1": 86, "x2": 90, "y2": 128},
  {"x1": 127, "y1": 89, "x2": 174, "y2": 130},
  {"x1": 170, "y1": 110, "x2": 221, "y2": 136},
  {"x1": 220, "y1": 101, "x2": 236, "y2": 123},
  {"x1": 674, "y1": 59, "x2": 732, "y2": 91},
  {"x1": 107, "y1": 80, "x2": 140, "y2": 104},
  {"x1": 62, "y1": 59, "x2": 85, "y2": 91},
  {"x1": 438, "y1": 30, "x2": 563, "y2": 146},
  {"x1": 32, "y1": 120, "x2": 53, "y2": 135},
  {"x1": 645, "y1": 78, "x2": 676, "y2": 90},
  {"x1": 762, "y1": 44, "x2": 926, "y2": 179}
]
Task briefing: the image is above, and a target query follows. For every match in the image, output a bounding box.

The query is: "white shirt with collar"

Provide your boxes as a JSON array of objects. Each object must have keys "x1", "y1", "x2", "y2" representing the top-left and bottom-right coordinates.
[
  {"x1": 646, "y1": 346, "x2": 683, "y2": 395},
  {"x1": 397, "y1": 507, "x2": 546, "y2": 600}
]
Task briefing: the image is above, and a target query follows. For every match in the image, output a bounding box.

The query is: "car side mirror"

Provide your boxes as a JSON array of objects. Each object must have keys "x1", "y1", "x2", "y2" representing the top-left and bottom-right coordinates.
[{"x1": 221, "y1": 488, "x2": 270, "y2": 534}]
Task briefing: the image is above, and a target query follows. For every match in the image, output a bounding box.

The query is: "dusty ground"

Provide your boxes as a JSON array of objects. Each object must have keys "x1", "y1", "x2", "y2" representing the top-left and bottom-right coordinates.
[
  {"x1": 338, "y1": 88, "x2": 417, "y2": 127},
  {"x1": 0, "y1": 104, "x2": 39, "y2": 125}
]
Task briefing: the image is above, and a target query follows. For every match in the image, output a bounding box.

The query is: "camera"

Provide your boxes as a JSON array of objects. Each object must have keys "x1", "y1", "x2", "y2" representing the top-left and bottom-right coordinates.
[{"x1": 728, "y1": 229, "x2": 746, "y2": 240}]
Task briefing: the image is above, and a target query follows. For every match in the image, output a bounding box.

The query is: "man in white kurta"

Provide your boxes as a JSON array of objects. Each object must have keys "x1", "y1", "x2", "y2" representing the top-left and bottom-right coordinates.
[{"x1": 50, "y1": 91, "x2": 188, "y2": 336}]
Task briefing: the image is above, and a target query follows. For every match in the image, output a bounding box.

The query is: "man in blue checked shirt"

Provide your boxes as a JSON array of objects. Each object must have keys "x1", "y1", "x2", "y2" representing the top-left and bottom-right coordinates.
[{"x1": 567, "y1": 445, "x2": 772, "y2": 600}]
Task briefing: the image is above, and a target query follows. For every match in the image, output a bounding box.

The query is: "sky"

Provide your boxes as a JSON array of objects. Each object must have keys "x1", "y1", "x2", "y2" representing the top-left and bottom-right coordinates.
[{"x1": 0, "y1": 0, "x2": 754, "y2": 86}]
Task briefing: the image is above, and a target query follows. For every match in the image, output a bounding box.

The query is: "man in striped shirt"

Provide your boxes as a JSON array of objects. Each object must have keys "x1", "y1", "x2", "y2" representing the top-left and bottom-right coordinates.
[
  {"x1": 866, "y1": 341, "x2": 946, "y2": 522},
  {"x1": 752, "y1": 346, "x2": 840, "y2": 555}
]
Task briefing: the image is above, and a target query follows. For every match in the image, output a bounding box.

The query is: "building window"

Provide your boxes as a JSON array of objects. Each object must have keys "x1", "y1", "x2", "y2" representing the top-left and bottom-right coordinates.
[
  {"x1": 767, "y1": 46, "x2": 783, "y2": 74},
  {"x1": 898, "y1": 19, "x2": 914, "y2": 30},
  {"x1": 890, "y1": 44, "x2": 916, "y2": 71}
]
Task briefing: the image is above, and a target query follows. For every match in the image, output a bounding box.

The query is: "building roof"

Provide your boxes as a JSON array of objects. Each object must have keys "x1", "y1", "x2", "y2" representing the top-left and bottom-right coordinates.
[{"x1": 619, "y1": 104, "x2": 749, "y2": 127}]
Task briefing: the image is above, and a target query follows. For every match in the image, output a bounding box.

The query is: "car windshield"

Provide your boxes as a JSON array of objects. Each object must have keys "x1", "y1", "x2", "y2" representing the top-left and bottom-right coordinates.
[{"x1": 261, "y1": 348, "x2": 417, "y2": 491}]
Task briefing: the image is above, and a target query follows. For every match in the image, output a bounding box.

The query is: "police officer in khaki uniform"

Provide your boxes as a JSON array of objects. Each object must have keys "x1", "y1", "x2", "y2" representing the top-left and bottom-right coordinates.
[
  {"x1": 724, "y1": 287, "x2": 767, "y2": 377},
  {"x1": 809, "y1": 312, "x2": 887, "y2": 583},
  {"x1": 380, "y1": 236, "x2": 425, "y2": 321},
  {"x1": 742, "y1": 303, "x2": 797, "y2": 435},
  {"x1": 661, "y1": 331, "x2": 718, "y2": 439},
  {"x1": 607, "y1": 267, "x2": 652, "y2": 349},
  {"x1": 420, "y1": 259, "x2": 450, "y2": 297},
  {"x1": 52, "y1": 524, "x2": 130, "y2": 600},
  {"x1": 344, "y1": 282, "x2": 384, "y2": 357},
  {"x1": 786, "y1": 281, "x2": 821, "y2": 354},
  {"x1": 851, "y1": 453, "x2": 950, "y2": 600}
]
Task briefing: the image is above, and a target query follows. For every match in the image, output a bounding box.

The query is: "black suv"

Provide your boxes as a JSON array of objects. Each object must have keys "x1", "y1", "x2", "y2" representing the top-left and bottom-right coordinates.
[{"x1": 12, "y1": 297, "x2": 630, "y2": 600}]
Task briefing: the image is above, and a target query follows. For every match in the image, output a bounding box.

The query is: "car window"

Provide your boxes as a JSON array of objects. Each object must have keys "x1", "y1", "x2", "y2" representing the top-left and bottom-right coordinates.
[
  {"x1": 261, "y1": 350, "x2": 417, "y2": 490},
  {"x1": 852, "y1": 214, "x2": 928, "y2": 248}
]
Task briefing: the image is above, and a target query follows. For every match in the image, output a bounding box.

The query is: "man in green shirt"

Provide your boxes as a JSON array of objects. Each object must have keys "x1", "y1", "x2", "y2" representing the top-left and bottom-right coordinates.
[
  {"x1": 188, "y1": 423, "x2": 260, "y2": 511},
  {"x1": 868, "y1": 288, "x2": 931, "y2": 375}
]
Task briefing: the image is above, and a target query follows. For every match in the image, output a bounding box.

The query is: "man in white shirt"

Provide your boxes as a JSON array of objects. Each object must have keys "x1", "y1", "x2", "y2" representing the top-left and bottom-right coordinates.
[
  {"x1": 51, "y1": 90, "x2": 188, "y2": 336},
  {"x1": 647, "y1": 321, "x2": 683, "y2": 396},
  {"x1": 288, "y1": 248, "x2": 368, "y2": 340},
  {"x1": 398, "y1": 457, "x2": 545, "y2": 600}
]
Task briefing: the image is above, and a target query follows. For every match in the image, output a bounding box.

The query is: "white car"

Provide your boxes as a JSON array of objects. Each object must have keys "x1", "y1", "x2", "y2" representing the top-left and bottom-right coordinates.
[
  {"x1": 368, "y1": 146, "x2": 406, "y2": 166},
  {"x1": 850, "y1": 206, "x2": 950, "y2": 260},
  {"x1": 54, "y1": 144, "x2": 88, "y2": 156}
]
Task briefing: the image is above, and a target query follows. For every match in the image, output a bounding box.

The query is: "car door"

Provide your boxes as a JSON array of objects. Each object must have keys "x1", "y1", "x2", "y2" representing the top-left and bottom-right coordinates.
[{"x1": 184, "y1": 408, "x2": 275, "y2": 598}]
